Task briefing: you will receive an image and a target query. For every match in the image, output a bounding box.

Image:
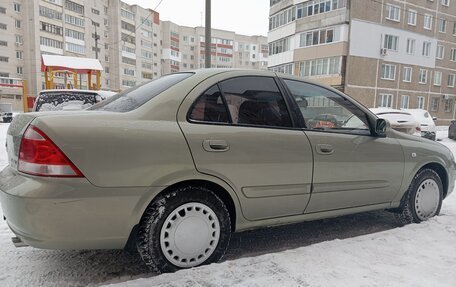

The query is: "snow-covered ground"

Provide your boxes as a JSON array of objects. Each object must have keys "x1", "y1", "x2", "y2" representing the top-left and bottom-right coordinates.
[{"x1": 0, "y1": 123, "x2": 455, "y2": 287}]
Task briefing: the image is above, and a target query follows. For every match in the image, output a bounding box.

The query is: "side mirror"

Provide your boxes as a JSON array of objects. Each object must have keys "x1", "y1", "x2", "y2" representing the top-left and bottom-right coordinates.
[{"x1": 375, "y1": 118, "x2": 387, "y2": 137}]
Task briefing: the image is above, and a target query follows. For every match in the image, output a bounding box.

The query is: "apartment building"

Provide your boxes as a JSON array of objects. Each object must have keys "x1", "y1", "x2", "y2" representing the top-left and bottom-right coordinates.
[
  {"x1": 268, "y1": 0, "x2": 456, "y2": 123},
  {"x1": 161, "y1": 21, "x2": 268, "y2": 74},
  {"x1": 0, "y1": 0, "x2": 268, "y2": 111}
]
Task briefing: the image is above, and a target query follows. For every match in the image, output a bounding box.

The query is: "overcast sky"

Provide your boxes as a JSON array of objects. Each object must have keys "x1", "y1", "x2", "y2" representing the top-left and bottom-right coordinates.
[{"x1": 122, "y1": 0, "x2": 270, "y2": 36}]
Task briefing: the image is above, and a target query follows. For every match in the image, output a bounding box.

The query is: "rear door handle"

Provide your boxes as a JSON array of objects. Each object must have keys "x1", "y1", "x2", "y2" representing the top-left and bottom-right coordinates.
[
  {"x1": 316, "y1": 144, "x2": 334, "y2": 155},
  {"x1": 203, "y1": 140, "x2": 229, "y2": 152}
]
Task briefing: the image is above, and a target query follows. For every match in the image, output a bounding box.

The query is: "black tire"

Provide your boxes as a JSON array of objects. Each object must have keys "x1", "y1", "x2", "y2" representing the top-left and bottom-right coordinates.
[
  {"x1": 395, "y1": 169, "x2": 443, "y2": 226},
  {"x1": 136, "y1": 186, "x2": 231, "y2": 273}
]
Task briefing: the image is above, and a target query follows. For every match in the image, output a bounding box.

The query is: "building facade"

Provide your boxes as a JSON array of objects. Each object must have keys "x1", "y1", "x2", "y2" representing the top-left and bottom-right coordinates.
[
  {"x1": 0, "y1": 0, "x2": 268, "y2": 111},
  {"x1": 268, "y1": 0, "x2": 456, "y2": 123}
]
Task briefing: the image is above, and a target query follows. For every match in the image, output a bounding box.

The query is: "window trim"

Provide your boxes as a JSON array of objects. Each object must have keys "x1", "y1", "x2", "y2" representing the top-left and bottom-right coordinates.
[{"x1": 186, "y1": 75, "x2": 299, "y2": 130}]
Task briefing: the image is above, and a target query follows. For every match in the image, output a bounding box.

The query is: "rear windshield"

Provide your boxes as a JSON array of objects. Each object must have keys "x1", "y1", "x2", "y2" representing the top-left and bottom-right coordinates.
[
  {"x1": 89, "y1": 73, "x2": 193, "y2": 112},
  {"x1": 36, "y1": 91, "x2": 99, "y2": 112}
]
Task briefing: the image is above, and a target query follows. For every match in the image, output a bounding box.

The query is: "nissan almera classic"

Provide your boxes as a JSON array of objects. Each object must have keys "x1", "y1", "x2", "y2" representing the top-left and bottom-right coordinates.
[{"x1": 1, "y1": 69, "x2": 455, "y2": 273}]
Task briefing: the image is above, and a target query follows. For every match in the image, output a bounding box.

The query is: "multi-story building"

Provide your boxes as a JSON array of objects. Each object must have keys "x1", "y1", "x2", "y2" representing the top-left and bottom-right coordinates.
[
  {"x1": 161, "y1": 21, "x2": 268, "y2": 74},
  {"x1": 0, "y1": 0, "x2": 268, "y2": 111},
  {"x1": 268, "y1": 0, "x2": 456, "y2": 123}
]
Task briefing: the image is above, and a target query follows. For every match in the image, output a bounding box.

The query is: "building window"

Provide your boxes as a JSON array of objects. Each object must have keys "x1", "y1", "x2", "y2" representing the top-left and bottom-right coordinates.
[
  {"x1": 122, "y1": 80, "x2": 136, "y2": 87},
  {"x1": 65, "y1": 14, "x2": 85, "y2": 27},
  {"x1": 121, "y1": 45, "x2": 135, "y2": 54},
  {"x1": 444, "y1": 99, "x2": 453, "y2": 113},
  {"x1": 65, "y1": 43, "x2": 85, "y2": 54},
  {"x1": 451, "y1": 48, "x2": 456, "y2": 61},
  {"x1": 448, "y1": 74, "x2": 455, "y2": 87},
  {"x1": 65, "y1": 28, "x2": 84, "y2": 40},
  {"x1": 123, "y1": 68, "x2": 135, "y2": 76},
  {"x1": 13, "y1": 3, "x2": 20, "y2": 12},
  {"x1": 401, "y1": 95, "x2": 410, "y2": 109},
  {"x1": 403, "y1": 66, "x2": 412, "y2": 82},
  {"x1": 269, "y1": 6, "x2": 296, "y2": 30},
  {"x1": 378, "y1": 94, "x2": 393, "y2": 108},
  {"x1": 121, "y1": 9, "x2": 135, "y2": 20},
  {"x1": 430, "y1": 97, "x2": 439, "y2": 111},
  {"x1": 15, "y1": 20, "x2": 21, "y2": 29},
  {"x1": 40, "y1": 37, "x2": 63, "y2": 49},
  {"x1": 424, "y1": 14, "x2": 433, "y2": 30},
  {"x1": 381, "y1": 64, "x2": 396, "y2": 80},
  {"x1": 436, "y1": 45, "x2": 444, "y2": 59},
  {"x1": 298, "y1": 56, "x2": 341, "y2": 77},
  {"x1": 407, "y1": 10, "x2": 417, "y2": 25},
  {"x1": 295, "y1": 0, "x2": 346, "y2": 20},
  {"x1": 417, "y1": 96, "x2": 425, "y2": 109},
  {"x1": 434, "y1": 71, "x2": 442, "y2": 86},
  {"x1": 419, "y1": 69, "x2": 428, "y2": 84},
  {"x1": 406, "y1": 38, "x2": 415, "y2": 54},
  {"x1": 270, "y1": 63, "x2": 294, "y2": 74},
  {"x1": 0, "y1": 56, "x2": 8, "y2": 63},
  {"x1": 16, "y1": 66, "x2": 23, "y2": 74},
  {"x1": 39, "y1": 6, "x2": 62, "y2": 20},
  {"x1": 438, "y1": 18, "x2": 447, "y2": 33},
  {"x1": 0, "y1": 40, "x2": 6, "y2": 47},
  {"x1": 65, "y1": 0, "x2": 84, "y2": 14},
  {"x1": 383, "y1": 34, "x2": 399, "y2": 51},
  {"x1": 300, "y1": 27, "x2": 335, "y2": 47},
  {"x1": 441, "y1": 0, "x2": 450, "y2": 6},
  {"x1": 0, "y1": 23, "x2": 6, "y2": 30},
  {"x1": 91, "y1": 8, "x2": 100, "y2": 15},
  {"x1": 40, "y1": 21, "x2": 63, "y2": 36},
  {"x1": 422, "y1": 41, "x2": 431, "y2": 56},
  {"x1": 386, "y1": 5, "x2": 400, "y2": 21},
  {"x1": 0, "y1": 7, "x2": 6, "y2": 14},
  {"x1": 16, "y1": 51, "x2": 23, "y2": 59},
  {"x1": 15, "y1": 35, "x2": 22, "y2": 45},
  {"x1": 268, "y1": 37, "x2": 290, "y2": 55}
]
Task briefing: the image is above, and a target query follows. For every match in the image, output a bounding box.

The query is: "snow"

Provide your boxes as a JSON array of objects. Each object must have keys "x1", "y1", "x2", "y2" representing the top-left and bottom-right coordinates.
[
  {"x1": 41, "y1": 55, "x2": 103, "y2": 71},
  {"x1": 39, "y1": 100, "x2": 92, "y2": 112},
  {"x1": 0, "y1": 123, "x2": 456, "y2": 286}
]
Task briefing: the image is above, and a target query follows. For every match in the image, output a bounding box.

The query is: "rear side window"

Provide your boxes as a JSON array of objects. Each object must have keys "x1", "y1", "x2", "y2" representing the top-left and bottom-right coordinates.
[
  {"x1": 36, "y1": 92, "x2": 99, "y2": 112},
  {"x1": 220, "y1": 77, "x2": 292, "y2": 128},
  {"x1": 188, "y1": 77, "x2": 292, "y2": 128},
  {"x1": 90, "y1": 73, "x2": 193, "y2": 112},
  {"x1": 189, "y1": 85, "x2": 229, "y2": 123}
]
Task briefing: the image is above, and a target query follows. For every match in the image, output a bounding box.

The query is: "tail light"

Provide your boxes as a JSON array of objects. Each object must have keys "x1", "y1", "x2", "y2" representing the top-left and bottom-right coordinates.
[{"x1": 18, "y1": 125, "x2": 83, "y2": 177}]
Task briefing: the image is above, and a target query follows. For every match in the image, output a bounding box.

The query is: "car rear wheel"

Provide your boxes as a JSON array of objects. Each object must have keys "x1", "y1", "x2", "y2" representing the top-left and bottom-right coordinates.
[
  {"x1": 136, "y1": 186, "x2": 231, "y2": 273},
  {"x1": 394, "y1": 169, "x2": 443, "y2": 226}
]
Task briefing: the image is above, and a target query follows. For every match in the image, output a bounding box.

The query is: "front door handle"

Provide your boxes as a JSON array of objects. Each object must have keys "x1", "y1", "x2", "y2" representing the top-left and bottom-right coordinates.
[
  {"x1": 316, "y1": 144, "x2": 334, "y2": 155},
  {"x1": 203, "y1": 140, "x2": 229, "y2": 152}
]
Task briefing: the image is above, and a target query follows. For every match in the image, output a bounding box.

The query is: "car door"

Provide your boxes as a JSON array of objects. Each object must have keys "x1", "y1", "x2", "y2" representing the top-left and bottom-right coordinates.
[
  {"x1": 178, "y1": 74, "x2": 313, "y2": 221},
  {"x1": 282, "y1": 79, "x2": 405, "y2": 213}
]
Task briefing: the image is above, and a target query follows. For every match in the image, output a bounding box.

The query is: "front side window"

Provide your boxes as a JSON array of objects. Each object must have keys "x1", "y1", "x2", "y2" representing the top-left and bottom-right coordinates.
[{"x1": 284, "y1": 79, "x2": 370, "y2": 135}]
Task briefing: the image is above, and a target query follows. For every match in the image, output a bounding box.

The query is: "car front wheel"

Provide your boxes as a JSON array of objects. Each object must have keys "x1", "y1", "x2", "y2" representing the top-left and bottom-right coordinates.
[
  {"x1": 136, "y1": 186, "x2": 231, "y2": 273},
  {"x1": 395, "y1": 169, "x2": 443, "y2": 226}
]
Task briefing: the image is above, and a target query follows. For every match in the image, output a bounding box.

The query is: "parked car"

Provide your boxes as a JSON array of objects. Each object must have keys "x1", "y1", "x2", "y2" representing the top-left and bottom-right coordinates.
[
  {"x1": 402, "y1": 109, "x2": 437, "y2": 141},
  {"x1": 1, "y1": 70, "x2": 455, "y2": 273},
  {"x1": 370, "y1": 108, "x2": 421, "y2": 136},
  {"x1": 33, "y1": 89, "x2": 117, "y2": 112},
  {"x1": 0, "y1": 103, "x2": 13, "y2": 123}
]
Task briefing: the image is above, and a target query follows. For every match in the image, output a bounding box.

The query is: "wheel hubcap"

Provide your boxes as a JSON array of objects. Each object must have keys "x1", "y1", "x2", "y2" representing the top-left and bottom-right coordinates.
[
  {"x1": 415, "y1": 179, "x2": 440, "y2": 221},
  {"x1": 160, "y1": 202, "x2": 220, "y2": 268}
]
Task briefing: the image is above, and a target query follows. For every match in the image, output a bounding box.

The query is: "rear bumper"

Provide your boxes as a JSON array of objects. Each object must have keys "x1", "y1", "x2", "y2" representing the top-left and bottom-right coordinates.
[{"x1": 0, "y1": 166, "x2": 163, "y2": 249}]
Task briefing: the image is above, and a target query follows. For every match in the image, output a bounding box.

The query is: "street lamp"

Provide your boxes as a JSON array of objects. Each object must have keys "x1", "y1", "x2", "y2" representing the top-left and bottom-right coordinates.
[{"x1": 205, "y1": 0, "x2": 211, "y2": 68}]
